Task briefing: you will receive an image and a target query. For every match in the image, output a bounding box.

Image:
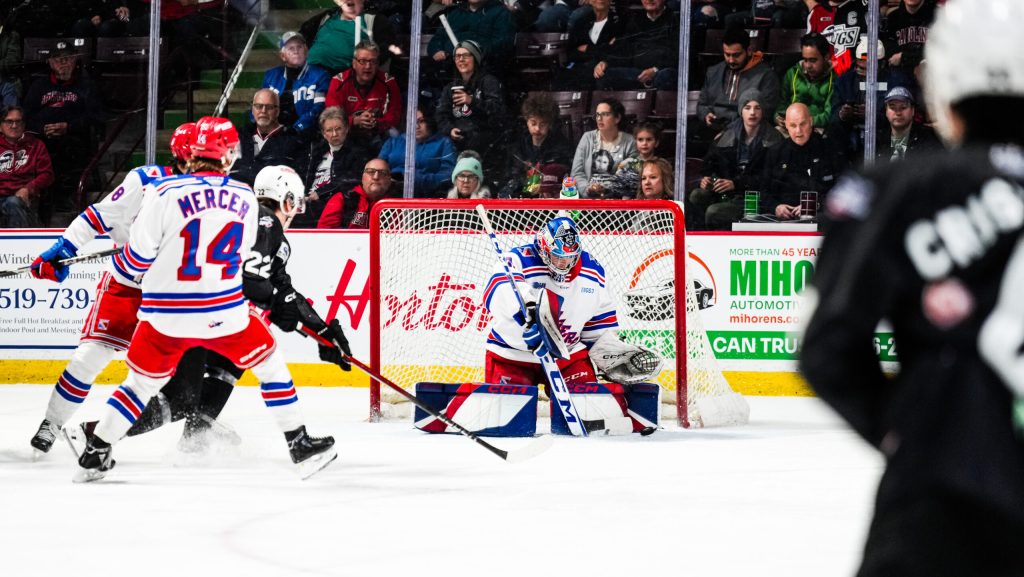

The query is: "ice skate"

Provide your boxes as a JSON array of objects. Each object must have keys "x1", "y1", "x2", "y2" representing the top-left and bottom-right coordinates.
[
  {"x1": 177, "y1": 412, "x2": 242, "y2": 454},
  {"x1": 30, "y1": 419, "x2": 59, "y2": 460},
  {"x1": 61, "y1": 421, "x2": 97, "y2": 459},
  {"x1": 286, "y1": 426, "x2": 337, "y2": 480},
  {"x1": 72, "y1": 436, "x2": 116, "y2": 483}
]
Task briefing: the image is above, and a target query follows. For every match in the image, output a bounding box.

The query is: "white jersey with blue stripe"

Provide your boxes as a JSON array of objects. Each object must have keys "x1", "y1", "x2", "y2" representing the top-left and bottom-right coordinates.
[
  {"x1": 62, "y1": 165, "x2": 174, "y2": 289},
  {"x1": 124, "y1": 173, "x2": 258, "y2": 338},
  {"x1": 483, "y1": 245, "x2": 618, "y2": 364}
]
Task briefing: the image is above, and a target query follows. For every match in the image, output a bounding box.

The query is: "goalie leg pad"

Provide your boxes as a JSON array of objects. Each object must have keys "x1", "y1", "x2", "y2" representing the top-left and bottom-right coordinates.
[
  {"x1": 550, "y1": 382, "x2": 660, "y2": 435},
  {"x1": 414, "y1": 382, "x2": 538, "y2": 437}
]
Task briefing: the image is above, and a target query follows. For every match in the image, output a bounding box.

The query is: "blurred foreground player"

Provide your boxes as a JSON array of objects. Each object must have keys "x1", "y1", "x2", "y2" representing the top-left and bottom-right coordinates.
[
  {"x1": 74, "y1": 118, "x2": 337, "y2": 482},
  {"x1": 103, "y1": 165, "x2": 353, "y2": 452},
  {"x1": 483, "y1": 216, "x2": 662, "y2": 433},
  {"x1": 799, "y1": 1, "x2": 1024, "y2": 575},
  {"x1": 27, "y1": 122, "x2": 195, "y2": 458}
]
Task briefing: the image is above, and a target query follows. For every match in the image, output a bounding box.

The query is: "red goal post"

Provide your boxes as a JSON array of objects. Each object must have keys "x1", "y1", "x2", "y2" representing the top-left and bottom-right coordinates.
[{"x1": 368, "y1": 199, "x2": 747, "y2": 428}]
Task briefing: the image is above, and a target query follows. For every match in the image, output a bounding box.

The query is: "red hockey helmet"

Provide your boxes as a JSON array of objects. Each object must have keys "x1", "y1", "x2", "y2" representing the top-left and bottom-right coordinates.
[
  {"x1": 169, "y1": 122, "x2": 196, "y2": 162},
  {"x1": 190, "y1": 116, "x2": 241, "y2": 170}
]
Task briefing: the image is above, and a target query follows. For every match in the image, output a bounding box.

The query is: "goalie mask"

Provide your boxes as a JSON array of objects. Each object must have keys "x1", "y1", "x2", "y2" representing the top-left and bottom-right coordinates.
[
  {"x1": 254, "y1": 165, "x2": 306, "y2": 220},
  {"x1": 534, "y1": 217, "x2": 581, "y2": 279}
]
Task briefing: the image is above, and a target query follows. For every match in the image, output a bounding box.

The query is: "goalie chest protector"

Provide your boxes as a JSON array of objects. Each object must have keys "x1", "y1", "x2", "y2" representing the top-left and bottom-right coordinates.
[{"x1": 414, "y1": 383, "x2": 539, "y2": 437}]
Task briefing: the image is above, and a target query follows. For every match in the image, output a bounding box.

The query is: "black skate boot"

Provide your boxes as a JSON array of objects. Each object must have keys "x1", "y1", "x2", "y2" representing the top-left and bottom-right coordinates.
[
  {"x1": 30, "y1": 419, "x2": 58, "y2": 459},
  {"x1": 72, "y1": 435, "x2": 116, "y2": 483},
  {"x1": 178, "y1": 411, "x2": 242, "y2": 454},
  {"x1": 61, "y1": 421, "x2": 97, "y2": 459},
  {"x1": 285, "y1": 426, "x2": 337, "y2": 480}
]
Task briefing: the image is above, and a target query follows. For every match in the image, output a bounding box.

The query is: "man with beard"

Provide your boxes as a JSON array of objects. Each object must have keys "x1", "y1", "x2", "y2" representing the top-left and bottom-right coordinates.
[{"x1": 696, "y1": 26, "x2": 780, "y2": 141}]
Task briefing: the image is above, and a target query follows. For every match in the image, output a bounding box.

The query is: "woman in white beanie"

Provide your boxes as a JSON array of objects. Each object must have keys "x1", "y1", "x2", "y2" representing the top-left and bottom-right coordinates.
[{"x1": 446, "y1": 152, "x2": 492, "y2": 199}]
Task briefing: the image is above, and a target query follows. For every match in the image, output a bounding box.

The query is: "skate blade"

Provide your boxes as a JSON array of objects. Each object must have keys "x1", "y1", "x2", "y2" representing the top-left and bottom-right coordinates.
[
  {"x1": 31, "y1": 448, "x2": 47, "y2": 462},
  {"x1": 72, "y1": 461, "x2": 115, "y2": 484},
  {"x1": 297, "y1": 447, "x2": 338, "y2": 480}
]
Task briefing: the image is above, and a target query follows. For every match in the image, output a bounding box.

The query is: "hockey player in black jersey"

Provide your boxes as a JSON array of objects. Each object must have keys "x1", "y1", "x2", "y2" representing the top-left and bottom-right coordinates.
[
  {"x1": 69, "y1": 165, "x2": 353, "y2": 455},
  {"x1": 799, "y1": 1, "x2": 1024, "y2": 575}
]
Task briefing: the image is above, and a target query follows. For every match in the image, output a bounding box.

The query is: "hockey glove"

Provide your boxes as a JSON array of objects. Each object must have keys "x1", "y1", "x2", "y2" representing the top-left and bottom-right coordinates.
[
  {"x1": 521, "y1": 321, "x2": 551, "y2": 359},
  {"x1": 268, "y1": 290, "x2": 302, "y2": 332},
  {"x1": 317, "y1": 319, "x2": 352, "y2": 371},
  {"x1": 30, "y1": 237, "x2": 78, "y2": 283}
]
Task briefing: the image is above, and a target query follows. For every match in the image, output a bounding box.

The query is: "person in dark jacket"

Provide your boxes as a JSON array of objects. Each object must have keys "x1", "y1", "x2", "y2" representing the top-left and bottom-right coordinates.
[
  {"x1": 378, "y1": 104, "x2": 457, "y2": 198},
  {"x1": 292, "y1": 106, "x2": 371, "y2": 228},
  {"x1": 595, "y1": 0, "x2": 678, "y2": 91},
  {"x1": 69, "y1": 0, "x2": 135, "y2": 37},
  {"x1": 876, "y1": 86, "x2": 939, "y2": 162},
  {"x1": 232, "y1": 89, "x2": 303, "y2": 186},
  {"x1": 558, "y1": 0, "x2": 623, "y2": 90},
  {"x1": 435, "y1": 40, "x2": 508, "y2": 171},
  {"x1": 688, "y1": 89, "x2": 781, "y2": 230},
  {"x1": 762, "y1": 102, "x2": 845, "y2": 220},
  {"x1": 498, "y1": 92, "x2": 573, "y2": 198},
  {"x1": 884, "y1": 0, "x2": 936, "y2": 79},
  {"x1": 426, "y1": 0, "x2": 516, "y2": 76},
  {"x1": 22, "y1": 43, "x2": 102, "y2": 211}
]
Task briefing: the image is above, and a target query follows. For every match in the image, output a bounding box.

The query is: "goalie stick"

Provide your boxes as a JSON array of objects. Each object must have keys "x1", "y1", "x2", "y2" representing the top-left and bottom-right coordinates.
[
  {"x1": 299, "y1": 325, "x2": 553, "y2": 463},
  {"x1": 474, "y1": 204, "x2": 588, "y2": 437},
  {"x1": 0, "y1": 247, "x2": 122, "y2": 279}
]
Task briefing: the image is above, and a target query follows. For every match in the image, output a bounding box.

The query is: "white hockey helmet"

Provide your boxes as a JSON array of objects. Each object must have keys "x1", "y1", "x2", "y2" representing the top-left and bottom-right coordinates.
[
  {"x1": 254, "y1": 165, "x2": 305, "y2": 217},
  {"x1": 925, "y1": 0, "x2": 1024, "y2": 143}
]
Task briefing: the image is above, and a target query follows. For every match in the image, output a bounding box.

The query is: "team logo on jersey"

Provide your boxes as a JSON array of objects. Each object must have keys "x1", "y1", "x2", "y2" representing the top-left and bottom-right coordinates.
[
  {"x1": 97, "y1": 319, "x2": 109, "y2": 331},
  {"x1": 922, "y1": 278, "x2": 975, "y2": 329},
  {"x1": 277, "y1": 242, "x2": 291, "y2": 263},
  {"x1": 822, "y1": 24, "x2": 860, "y2": 57},
  {"x1": 259, "y1": 215, "x2": 275, "y2": 228}
]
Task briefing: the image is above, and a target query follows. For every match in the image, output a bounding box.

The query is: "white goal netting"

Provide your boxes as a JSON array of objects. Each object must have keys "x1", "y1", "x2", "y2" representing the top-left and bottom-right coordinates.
[{"x1": 370, "y1": 199, "x2": 748, "y2": 427}]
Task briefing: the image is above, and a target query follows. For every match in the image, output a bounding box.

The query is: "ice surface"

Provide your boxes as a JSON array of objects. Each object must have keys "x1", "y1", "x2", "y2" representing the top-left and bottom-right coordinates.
[{"x1": 0, "y1": 386, "x2": 882, "y2": 577}]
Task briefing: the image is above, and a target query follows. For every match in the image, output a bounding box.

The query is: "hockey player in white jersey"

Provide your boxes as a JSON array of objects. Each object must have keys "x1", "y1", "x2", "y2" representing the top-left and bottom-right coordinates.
[
  {"x1": 27, "y1": 122, "x2": 196, "y2": 457},
  {"x1": 483, "y1": 216, "x2": 662, "y2": 432},
  {"x1": 74, "y1": 117, "x2": 336, "y2": 482}
]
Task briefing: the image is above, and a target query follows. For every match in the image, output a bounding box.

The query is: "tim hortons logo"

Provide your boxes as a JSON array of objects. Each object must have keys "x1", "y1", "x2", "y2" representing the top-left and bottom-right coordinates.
[
  {"x1": 382, "y1": 273, "x2": 492, "y2": 332},
  {"x1": 325, "y1": 259, "x2": 370, "y2": 329}
]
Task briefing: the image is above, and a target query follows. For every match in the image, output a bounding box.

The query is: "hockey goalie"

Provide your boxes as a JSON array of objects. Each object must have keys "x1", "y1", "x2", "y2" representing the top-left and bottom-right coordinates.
[{"x1": 481, "y1": 216, "x2": 662, "y2": 434}]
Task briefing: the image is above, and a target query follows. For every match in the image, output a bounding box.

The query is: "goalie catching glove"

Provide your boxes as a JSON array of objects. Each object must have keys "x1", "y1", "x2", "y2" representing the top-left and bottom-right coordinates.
[
  {"x1": 317, "y1": 319, "x2": 352, "y2": 371},
  {"x1": 589, "y1": 332, "x2": 664, "y2": 385}
]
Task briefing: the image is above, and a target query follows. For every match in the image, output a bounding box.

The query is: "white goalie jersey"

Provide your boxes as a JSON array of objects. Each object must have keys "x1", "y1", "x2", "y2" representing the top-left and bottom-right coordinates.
[
  {"x1": 483, "y1": 245, "x2": 618, "y2": 364},
  {"x1": 124, "y1": 174, "x2": 258, "y2": 339},
  {"x1": 62, "y1": 165, "x2": 175, "y2": 288}
]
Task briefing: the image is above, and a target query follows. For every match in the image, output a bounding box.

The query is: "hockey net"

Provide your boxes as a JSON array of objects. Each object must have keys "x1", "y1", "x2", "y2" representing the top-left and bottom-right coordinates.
[{"x1": 369, "y1": 199, "x2": 748, "y2": 428}]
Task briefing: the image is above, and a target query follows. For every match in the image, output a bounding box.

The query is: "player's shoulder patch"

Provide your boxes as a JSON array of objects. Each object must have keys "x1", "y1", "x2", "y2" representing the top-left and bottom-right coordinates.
[
  {"x1": 277, "y1": 239, "x2": 291, "y2": 263},
  {"x1": 259, "y1": 215, "x2": 275, "y2": 228},
  {"x1": 578, "y1": 251, "x2": 605, "y2": 276},
  {"x1": 512, "y1": 245, "x2": 542, "y2": 266},
  {"x1": 825, "y1": 173, "x2": 874, "y2": 221}
]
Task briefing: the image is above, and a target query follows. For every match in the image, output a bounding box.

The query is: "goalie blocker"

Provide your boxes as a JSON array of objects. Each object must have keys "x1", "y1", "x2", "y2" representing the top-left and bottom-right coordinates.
[{"x1": 413, "y1": 381, "x2": 659, "y2": 437}]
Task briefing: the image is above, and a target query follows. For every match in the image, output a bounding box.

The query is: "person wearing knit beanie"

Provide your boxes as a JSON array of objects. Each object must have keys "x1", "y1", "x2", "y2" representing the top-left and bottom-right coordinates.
[{"x1": 448, "y1": 154, "x2": 491, "y2": 198}]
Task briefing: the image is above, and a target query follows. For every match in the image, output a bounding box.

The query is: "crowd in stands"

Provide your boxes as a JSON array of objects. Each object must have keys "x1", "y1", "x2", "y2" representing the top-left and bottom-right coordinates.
[{"x1": 0, "y1": 0, "x2": 946, "y2": 231}]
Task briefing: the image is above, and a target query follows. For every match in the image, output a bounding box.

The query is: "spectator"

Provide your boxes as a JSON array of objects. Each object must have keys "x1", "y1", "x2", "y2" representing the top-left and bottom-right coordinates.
[
  {"x1": 637, "y1": 156, "x2": 673, "y2": 200},
  {"x1": 602, "y1": 121, "x2": 664, "y2": 199},
  {"x1": 534, "y1": 0, "x2": 579, "y2": 32},
  {"x1": 377, "y1": 105, "x2": 457, "y2": 198},
  {"x1": 317, "y1": 157, "x2": 394, "y2": 228},
  {"x1": 435, "y1": 40, "x2": 508, "y2": 169},
  {"x1": 596, "y1": 0, "x2": 678, "y2": 91},
  {"x1": 884, "y1": 0, "x2": 936, "y2": 78},
  {"x1": 0, "y1": 106, "x2": 53, "y2": 228},
  {"x1": 262, "y1": 31, "x2": 331, "y2": 142},
  {"x1": 876, "y1": 86, "x2": 939, "y2": 162},
  {"x1": 570, "y1": 97, "x2": 637, "y2": 196},
  {"x1": 22, "y1": 43, "x2": 102, "y2": 211},
  {"x1": 809, "y1": 0, "x2": 868, "y2": 77},
  {"x1": 304, "y1": 0, "x2": 400, "y2": 76},
  {"x1": 559, "y1": 0, "x2": 623, "y2": 90},
  {"x1": 776, "y1": 33, "x2": 835, "y2": 131},
  {"x1": 724, "y1": 0, "x2": 807, "y2": 29},
  {"x1": 763, "y1": 103, "x2": 845, "y2": 220},
  {"x1": 446, "y1": 153, "x2": 492, "y2": 199},
  {"x1": 535, "y1": 163, "x2": 571, "y2": 198},
  {"x1": 696, "y1": 25, "x2": 781, "y2": 141},
  {"x1": 70, "y1": 1, "x2": 134, "y2": 37},
  {"x1": 231, "y1": 89, "x2": 303, "y2": 186},
  {"x1": 293, "y1": 106, "x2": 372, "y2": 228},
  {"x1": 426, "y1": 0, "x2": 516, "y2": 76},
  {"x1": 692, "y1": 0, "x2": 741, "y2": 29},
  {"x1": 325, "y1": 40, "x2": 402, "y2": 154},
  {"x1": 498, "y1": 93, "x2": 573, "y2": 199},
  {"x1": 830, "y1": 37, "x2": 910, "y2": 162},
  {"x1": 689, "y1": 89, "x2": 781, "y2": 230},
  {"x1": 0, "y1": 12, "x2": 22, "y2": 106}
]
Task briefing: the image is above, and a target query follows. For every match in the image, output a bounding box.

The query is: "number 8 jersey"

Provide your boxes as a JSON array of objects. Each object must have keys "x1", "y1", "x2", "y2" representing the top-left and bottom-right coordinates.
[{"x1": 124, "y1": 173, "x2": 258, "y2": 338}]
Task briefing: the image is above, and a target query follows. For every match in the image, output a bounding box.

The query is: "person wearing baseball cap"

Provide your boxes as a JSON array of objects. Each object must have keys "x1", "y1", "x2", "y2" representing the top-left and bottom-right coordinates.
[
  {"x1": 878, "y1": 85, "x2": 939, "y2": 162},
  {"x1": 261, "y1": 31, "x2": 331, "y2": 141}
]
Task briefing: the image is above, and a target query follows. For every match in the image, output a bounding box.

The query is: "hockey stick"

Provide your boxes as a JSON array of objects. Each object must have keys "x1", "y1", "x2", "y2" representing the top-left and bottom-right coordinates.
[
  {"x1": 0, "y1": 247, "x2": 122, "y2": 279},
  {"x1": 299, "y1": 325, "x2": 553, "y2": 463},
  {"x1": 214, "y1": 20, "x2": 263, "y2": 118},
  {"x1": 474, "y1": 204, "x2": 588, "y2": 437}
]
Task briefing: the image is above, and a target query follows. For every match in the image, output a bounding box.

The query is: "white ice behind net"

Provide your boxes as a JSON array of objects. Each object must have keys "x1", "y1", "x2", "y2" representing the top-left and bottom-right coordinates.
[{"x1": 374, "y1": 205, "x2": 748, "y2": 427}]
